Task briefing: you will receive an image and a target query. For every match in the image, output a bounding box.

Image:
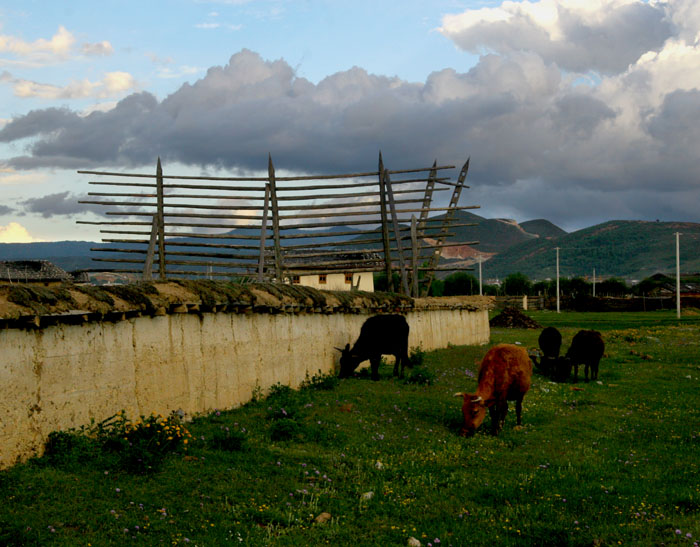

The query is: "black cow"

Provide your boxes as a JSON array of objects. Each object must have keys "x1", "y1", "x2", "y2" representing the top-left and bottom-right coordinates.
[
  {"x1": 531, "y1": 327, "x2": 562, "y2": 378},
  {"x1": 336, "y1": 314, "x2": 410, "y2": 381},
  {"x1": 564, "y1": 330, "x2": 605, "y2": 382}
]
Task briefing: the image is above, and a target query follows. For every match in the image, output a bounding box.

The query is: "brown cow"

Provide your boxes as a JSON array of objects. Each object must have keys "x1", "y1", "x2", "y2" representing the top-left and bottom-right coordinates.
[{"x1": 455, "y1": 344, "x2": 532, "y2": 436}]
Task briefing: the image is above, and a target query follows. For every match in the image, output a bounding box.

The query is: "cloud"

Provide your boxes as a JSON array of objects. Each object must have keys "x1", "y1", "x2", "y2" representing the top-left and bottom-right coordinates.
[
  {"x1": 1, "y1": 0, "x2": 700, "y2": 229},
  {"x1": 4, "y1": 71, "x2": 136, "y2": 99},
  {"x1": 0, "y1": 26, "x2": 74, "y2": 61},
  {"x1": 0, "y1": 204, "x2": 13, "y2": 215},
  {"x1": 438, "y1": 0, "x2": 673, "y2": 74},
  {"x1": 0, "y1": 222, "x2": 39, "y2": 243},
  {"x1": 81, "y1": 40, "x2": 114, "y2": 56},
  {"x1": 19, "y1": 191, "x2": 104, "y2": 218},
  {"x1": 0, "y1": 167, "x2": 48, "y2": 185}
]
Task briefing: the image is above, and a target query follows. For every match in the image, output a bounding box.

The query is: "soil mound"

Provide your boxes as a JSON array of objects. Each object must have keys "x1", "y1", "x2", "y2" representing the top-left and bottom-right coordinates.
[{"x1": 490, "y1": 307, "x2": 542, "y2": 329}]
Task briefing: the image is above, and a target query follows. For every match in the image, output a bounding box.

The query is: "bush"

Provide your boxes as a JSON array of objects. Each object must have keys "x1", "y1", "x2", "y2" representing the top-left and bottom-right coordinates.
[
  {"x1": 301, "y1": 370, "x2": 339, "y2": 391},
  {"x1": 409, "y1": 346, "x2": 425, "y2": 368},
  {"x1": 404, "y1": 366, "x2": 436, "y2": 386},
  {"x1": 97, "y1": 411, "x2": 192, "y2": 474}
]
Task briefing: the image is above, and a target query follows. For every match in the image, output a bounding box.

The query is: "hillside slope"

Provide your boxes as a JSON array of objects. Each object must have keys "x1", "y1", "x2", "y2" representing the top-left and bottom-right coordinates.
[{"x1": 477, "y1": 220, "x2": 700, "y2": 281}]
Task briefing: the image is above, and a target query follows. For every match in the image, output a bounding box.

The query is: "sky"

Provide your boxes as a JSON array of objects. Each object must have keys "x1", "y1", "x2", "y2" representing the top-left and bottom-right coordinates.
[{"x1": 1, "y1": 0, "x2": 699, "y2": 243}]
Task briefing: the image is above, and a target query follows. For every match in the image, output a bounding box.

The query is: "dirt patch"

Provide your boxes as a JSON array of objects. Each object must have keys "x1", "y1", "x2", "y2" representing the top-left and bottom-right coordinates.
[{"x1": 490, "y1": 307, "x2": 542, "y2": 329}]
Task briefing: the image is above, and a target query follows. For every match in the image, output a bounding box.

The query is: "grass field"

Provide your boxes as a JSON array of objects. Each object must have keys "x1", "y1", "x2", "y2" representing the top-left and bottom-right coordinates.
[{"x1": 1, "y1": 311, "x2": 699, "y2": 546}]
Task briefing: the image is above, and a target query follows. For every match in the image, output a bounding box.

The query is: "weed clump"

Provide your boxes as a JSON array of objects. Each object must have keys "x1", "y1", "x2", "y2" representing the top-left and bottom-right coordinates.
[
  {"x1": 404, "y1": 366, "x2": 436, "y2": 385},
  {"x1": 41, "y1": 410, "x2": 191, "y2": 474}
]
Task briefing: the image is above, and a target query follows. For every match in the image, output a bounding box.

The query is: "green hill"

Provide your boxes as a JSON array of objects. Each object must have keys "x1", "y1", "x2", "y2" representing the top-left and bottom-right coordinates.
[{"x1": 476, "y1": 220, "x2": 700, "y2": 281}]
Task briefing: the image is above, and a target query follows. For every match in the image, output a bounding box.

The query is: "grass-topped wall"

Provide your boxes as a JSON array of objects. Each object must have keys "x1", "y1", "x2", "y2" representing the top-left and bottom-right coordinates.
[{"x1": 0, "y1": 281, "x2": 491, "y2": 468}]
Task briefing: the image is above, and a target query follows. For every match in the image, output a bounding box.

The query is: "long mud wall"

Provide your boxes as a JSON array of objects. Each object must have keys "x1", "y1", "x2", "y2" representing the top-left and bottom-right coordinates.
[{"x1": 0, "y1": 282, "x2": 491, "y2": 468}]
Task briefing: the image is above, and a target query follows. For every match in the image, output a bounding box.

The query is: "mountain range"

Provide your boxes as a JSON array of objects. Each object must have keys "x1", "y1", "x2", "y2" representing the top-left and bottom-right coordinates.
[{"x1": 1, "y1": 212, "x2": 698, "y2": 282}]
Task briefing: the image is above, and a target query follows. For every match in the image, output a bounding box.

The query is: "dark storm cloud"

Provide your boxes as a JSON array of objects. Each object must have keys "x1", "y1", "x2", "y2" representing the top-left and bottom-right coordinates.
[
  {"x1": 0, "y1": 204, "x2": 14, "y2": 215},
  {"x1": 19, "y1": 191, "x2": 105, "y2": 218},
  {"x1": 1, "y1": 34, "x2": 699, "y2": 225}
]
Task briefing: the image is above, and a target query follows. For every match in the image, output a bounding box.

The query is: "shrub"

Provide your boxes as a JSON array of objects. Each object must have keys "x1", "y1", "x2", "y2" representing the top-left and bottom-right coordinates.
[
  {"x1": 301, "y1": 370, "x2": 339, "y2": 391},
  {"x1": 404, "y1": 366, "x2": 436, "y2": 386},
  {"x1": 409, "y1": 346, "x2": 425, "y2": 368},
  {"x1": 97, "y1": 411, "x2": 192, "y2": 474}
]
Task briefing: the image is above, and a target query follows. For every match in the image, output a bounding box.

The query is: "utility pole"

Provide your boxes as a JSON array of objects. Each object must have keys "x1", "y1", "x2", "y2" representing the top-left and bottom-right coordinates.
[
  {"x1": 555, "y1": 247, "x2": 560, "y2": 313},
  {"x1": 478, "y1": 255, "x2": 483, "y2": 296},
  {"x1": 676, "y1": 232, "x2": 681, "y2": 319},
  {"x1": 593, "y1": 268, "x2": 596, "y2": 297}
]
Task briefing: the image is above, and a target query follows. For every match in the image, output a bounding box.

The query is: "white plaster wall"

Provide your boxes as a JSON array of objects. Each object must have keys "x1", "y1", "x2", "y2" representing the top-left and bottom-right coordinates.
[
  {"x1": 0, "y1": 308, "x2": 488, "y2": 468},
  {"x1": 297, "y1": 272, "x2": 374, "y2": 292}
]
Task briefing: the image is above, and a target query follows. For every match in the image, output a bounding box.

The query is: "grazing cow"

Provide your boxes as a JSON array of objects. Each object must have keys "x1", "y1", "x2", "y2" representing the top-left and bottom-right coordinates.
[
  {"x1": 564, "y1": 330, "x2": 605, "y2": 382},
  {"x1": 336, "y1": 314, "x2": 410, "y2": 381},
  {"x1": 454, "y1": 344, "x2": 532, "y2": 436},
  {"x1": 531, "y1": 326, "x2": 562, "y2": 378}
]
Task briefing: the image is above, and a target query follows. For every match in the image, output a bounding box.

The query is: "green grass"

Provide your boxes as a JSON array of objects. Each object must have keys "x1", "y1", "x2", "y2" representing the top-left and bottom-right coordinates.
[{"x1": 2, "y1": 313, "x2": 700, "y2": 546}]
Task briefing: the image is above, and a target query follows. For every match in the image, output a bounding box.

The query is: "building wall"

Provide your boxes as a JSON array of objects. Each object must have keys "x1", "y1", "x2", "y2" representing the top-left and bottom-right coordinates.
[
  {"x1": 0, "y1": 306, "x2": 488, "y2": 468},
  {"x1": 297, "y1": 272, "x2": 374, "y2": 291}
]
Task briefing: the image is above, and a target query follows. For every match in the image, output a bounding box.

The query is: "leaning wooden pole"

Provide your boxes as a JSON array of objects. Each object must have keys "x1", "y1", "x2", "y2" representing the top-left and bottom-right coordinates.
[
  {"x1": 422, "y1": 157, "x2": 470, "y2": 296},
  {"x1": 411, "y1": 215, "x2": 419, "y2": 297},
  {"x1": 268, "y1": 155, "x2": 284, "y2": 281},
  {"x1": 155, "y1": 158, "x2": 166, "y2": 280},
  {"x1": 385, "y1": 169, "x2": 410, "y2": 295},
  {"x1": 378, "y1": 152, "x2": 394, "y2": 291},
  {"x1": 257, "y1": 184, "x2": 271, "y2": 282}
]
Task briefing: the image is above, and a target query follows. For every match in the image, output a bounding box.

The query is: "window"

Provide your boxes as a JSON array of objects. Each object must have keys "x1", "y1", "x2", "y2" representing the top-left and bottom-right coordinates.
[
  {"x1": 319, "y1": 274, "x2": 327, "y2": 284},
  {"x1": 291, "y1": 275, "x2": 300, "y2": 284},
  {"x1": 345, "y1": 273, "x2": 353, "y2": 284}
]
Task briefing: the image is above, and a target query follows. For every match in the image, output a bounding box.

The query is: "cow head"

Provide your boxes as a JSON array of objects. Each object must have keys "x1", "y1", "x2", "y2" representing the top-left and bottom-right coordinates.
[
  {"x1": 454, "y1": 392, "x2": 487, "y2": 437},
  {"x1": 336, "y1": 344, "x2": 360, "y2": 378}
]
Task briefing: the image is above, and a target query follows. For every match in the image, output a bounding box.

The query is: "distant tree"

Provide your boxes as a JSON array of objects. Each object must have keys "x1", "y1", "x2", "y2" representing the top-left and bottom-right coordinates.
[
  {"x1": 632, "y1": 275, "x2": 671, "y2": 296},
  {"x1": 532, "y1": 280, "x2": 554, "y2": 297},
  {"x1": 373, "y1": 271, "x2": 401, "y2": 292},
  {"x1": 443, "y1": 272, "x2": 479, "y2": 296},
  {"x1": 428, "y1": 279, "x2": 445, "y2": 297},
  {"x1": 483, "y1": 284, "x2": 500, "y2": 296},
  {"x1": 502, "y1": 272, "x2": 532, "y2": 295},
  {"x1": 597, "y1": 277, "x2": 629, "y2": 297},
  {"x1": 566, "y1": 277, "x2": 592, "y2": 298}
]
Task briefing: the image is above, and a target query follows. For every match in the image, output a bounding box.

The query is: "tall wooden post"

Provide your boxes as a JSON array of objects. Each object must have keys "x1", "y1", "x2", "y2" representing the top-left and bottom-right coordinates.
[
  {"x1": 421, "y1": 157, "x2": 470, "y2": 296},
  {"x1": 155, "y1": 157, "x2": 166, "y2": 280},
  {"x1": 411, "y1": 215, "x2": 419, "y2": 297},
  {"x1": 268, "y1": 155, "x2": 284, "y2": 281},
  {"x1": 143, "y1": 215, "x2": 158, "y2": 280},
  {"x1": 385, "y1": 169, "x2": 410, "y2": 295},
  {"x1": 258, "y1": 184, "x2": 271, "y2": 282},
  {"x1": 378, "y1": 152, "x2": 393, "y2": 292}
]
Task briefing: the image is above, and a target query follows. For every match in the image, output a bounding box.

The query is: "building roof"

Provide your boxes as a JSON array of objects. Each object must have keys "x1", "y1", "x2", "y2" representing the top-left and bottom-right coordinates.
[{"x1": 0, "y1": 260, "x2": 73, "y2": 282}]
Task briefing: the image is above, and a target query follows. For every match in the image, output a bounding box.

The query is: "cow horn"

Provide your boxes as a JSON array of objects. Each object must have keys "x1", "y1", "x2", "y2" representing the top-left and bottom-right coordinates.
[
  {"x1": 334, "y1": 347, "x2": 344, "y2": 352},
  {"x1": 471, "y1": 396, "x2": 483, "y2": 403},
  {"x1": 453, "y1": 392, "x2": 465, "y2": 398}
]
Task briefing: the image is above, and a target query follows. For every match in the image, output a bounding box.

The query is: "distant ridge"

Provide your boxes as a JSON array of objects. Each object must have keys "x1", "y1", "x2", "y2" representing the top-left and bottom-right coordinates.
[{"x1": 2, "y1": 218, "x2": 697, "y2": 282}]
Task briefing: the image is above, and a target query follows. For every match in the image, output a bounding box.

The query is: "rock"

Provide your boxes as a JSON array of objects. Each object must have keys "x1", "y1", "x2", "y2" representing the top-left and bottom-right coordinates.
[
  {"x1": 407, "y1": 537, "x2": 422, "y2": 546},
  {"x1": 361, "y1": 491, "x2": 374, "y2": 501},
  {"x1": 314, "y1": 512, "x2": 332, "y2": 524}
]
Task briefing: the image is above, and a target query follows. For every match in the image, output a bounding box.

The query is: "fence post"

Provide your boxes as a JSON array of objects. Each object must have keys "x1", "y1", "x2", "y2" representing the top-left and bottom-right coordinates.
[
  {"x1": 385, "y1": 169, "x2": 410, "y2": 295},
  {"x1": 421, "y1": 157, "x2": 470, "y2": 296},
  {"x1": 378, "y1": 152, "x2": 393, "y2": 291},
  {"x1": 155, "y1": 158, "x2": 166, "y2": 280},
  {"x1": 411, "y1": 215, "x2": 419, "y2": 297},
  {"x1": 143, "y1": 215, "x2": 158, "y2": 280},
  {"x1": 258, "y1": 183, "x2": 271, "y2": 282},
  {"x1": 268, "y1": 155, "x2": 284, "y2": 281}
]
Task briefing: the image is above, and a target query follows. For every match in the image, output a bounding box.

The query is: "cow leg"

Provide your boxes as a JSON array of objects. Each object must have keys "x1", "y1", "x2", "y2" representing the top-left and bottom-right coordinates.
[
  {"x1": 584, "y1": 362, "x2": 590, "y2": 382},
  {"x1": 370, "y1": 356, "x2": 381, "y2": 381},
  {"x1": 591, "y1": 360, "x2": 599, "y2": 380},
  {"x1": 515, "y1": 397, "x2": 523, "y2": 426},
  {"x1": 392, "y1": 354, "x2": 399, "y2": 377},
  {"x1": 573, "y1": 363, "x2": 579, "y2": 383}
]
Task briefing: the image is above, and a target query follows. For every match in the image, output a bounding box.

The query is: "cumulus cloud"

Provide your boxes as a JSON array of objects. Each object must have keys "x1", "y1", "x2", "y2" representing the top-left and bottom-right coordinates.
[
  {"x1": 0, "y1": 26, "x2": 75, "y2": 63},
  {"x1": 439, "y1": 0, "x2": 673, "y2": 74},
  {"x1": 81, "y1": 40, "x2": 114, "y2": 56},
  {"x1": 4, "y1": 71, "x2": 136, "y2": 99},
  {"x1": 0, "y1": 204, "x2": 13, "y2": 215},
  {"x1": 1, "y1": 0, "x2": 700, "y2": 226},
  {"x1": 19, "y1": 191, "x2": 99, "y2": 218},
  {"x1": 0, "y1": 222, "x2": 39, "y2": 243}
]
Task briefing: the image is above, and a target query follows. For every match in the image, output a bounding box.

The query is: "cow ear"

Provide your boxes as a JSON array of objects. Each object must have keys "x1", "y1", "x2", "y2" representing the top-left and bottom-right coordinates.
[
  {"x1": 334, "y1": 347, "x2": 344, "y2": 352},
  {"x1": 344, "y1": 343, "x2": 351, "y2": 351}
]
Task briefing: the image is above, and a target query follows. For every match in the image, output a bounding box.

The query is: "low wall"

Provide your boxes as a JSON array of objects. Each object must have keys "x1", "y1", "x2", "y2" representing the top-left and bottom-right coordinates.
[{"x1": 0, "y1": 283, "x2": 491, "y2": 468}]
